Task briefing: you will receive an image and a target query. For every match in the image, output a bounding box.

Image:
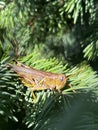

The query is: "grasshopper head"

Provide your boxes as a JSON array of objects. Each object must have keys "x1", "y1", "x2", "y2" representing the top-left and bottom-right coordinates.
[{"x1": 56, "y1": 74, "x2": 68, "y2": 90}]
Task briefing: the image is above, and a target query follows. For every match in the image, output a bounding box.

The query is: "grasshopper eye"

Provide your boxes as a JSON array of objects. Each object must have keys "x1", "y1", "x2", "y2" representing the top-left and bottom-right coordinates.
[{"x1": 60, "y1": 76, "x2": 64, "y2": 81}]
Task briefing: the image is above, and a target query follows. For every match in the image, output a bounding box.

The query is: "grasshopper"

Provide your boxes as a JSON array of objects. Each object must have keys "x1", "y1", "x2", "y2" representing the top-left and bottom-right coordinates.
[{"x1": 7, "y1": 61, "x2": 68, "y2": 100}]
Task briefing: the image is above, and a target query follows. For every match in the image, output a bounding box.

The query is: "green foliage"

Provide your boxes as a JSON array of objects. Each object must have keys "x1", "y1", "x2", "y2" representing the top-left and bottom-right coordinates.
[
  {"x1": 0, "y1": 58, "x2": 19, "y2": 129},
  {"x1": 0, "y1": 0, "x2": 97, "y2": 63},
  {"x1": 82, "y1": 20, "x2": 98, "y2": 60},
  {"x1": 0, "y1": 0, "x2": 98, "y2": 130},
  {"x1": 63, "y1": 0, "x2": 95, "y2": 24},
  {"x1": 38, "y1": 93, "x2": 98, "y2": 130}
]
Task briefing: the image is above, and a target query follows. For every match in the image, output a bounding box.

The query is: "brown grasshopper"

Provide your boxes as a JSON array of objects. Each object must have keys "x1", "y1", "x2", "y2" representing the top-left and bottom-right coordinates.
[{"x1": 7, "y1": 61, "x2": 68, "y2": 100}]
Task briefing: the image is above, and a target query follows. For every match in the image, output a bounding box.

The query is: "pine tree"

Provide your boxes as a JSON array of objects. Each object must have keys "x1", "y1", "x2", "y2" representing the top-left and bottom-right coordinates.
[{"x1": 0, "y1": 0, "x2": 98, "y2": 130}]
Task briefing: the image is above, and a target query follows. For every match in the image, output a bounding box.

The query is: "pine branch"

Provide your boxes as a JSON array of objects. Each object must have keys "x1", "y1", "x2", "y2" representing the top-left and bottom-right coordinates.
[
  {"x1": 15, "y1": 50, "x2": 98, "y2": 129},
  {"x1": 0, "y1": 58, "x2": 27, "y2": 129}
]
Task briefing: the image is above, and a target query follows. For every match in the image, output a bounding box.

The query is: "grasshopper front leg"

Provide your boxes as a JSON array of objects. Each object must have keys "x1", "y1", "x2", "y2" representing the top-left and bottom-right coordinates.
[{"x1": 31, "y1": 90, "x2": 37, "y2": 103}]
